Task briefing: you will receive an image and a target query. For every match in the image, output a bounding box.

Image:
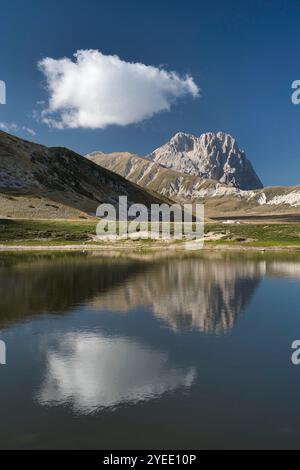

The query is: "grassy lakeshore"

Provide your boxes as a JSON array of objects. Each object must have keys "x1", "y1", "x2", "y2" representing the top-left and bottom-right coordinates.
[
  {"x1": 0, "y1": 219, "x2": 95, "y2": 245},
  {"x1": 205, "y1": 223, "x2": 300, "y2": 247},
  {"x1": 0, "y1": 218, "x2": 300, "y2": 251}
]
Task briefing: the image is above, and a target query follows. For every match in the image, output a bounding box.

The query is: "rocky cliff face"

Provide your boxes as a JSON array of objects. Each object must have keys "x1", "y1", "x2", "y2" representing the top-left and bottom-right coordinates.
[{"x1": 147, "y1": 131, "x2": 263, "y2": 190}]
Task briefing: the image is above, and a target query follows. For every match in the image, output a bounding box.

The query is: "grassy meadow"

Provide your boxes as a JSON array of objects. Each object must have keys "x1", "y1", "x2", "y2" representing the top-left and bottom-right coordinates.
[{"x1": 0, "y1": 218, "x2": 300, "y2": 249}]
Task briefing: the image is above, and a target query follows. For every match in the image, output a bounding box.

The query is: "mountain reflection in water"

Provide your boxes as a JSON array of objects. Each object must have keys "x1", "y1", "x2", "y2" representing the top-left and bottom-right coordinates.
[
  {"x1": 2, "y1": 252, "x2": 300, "y2": 448},
  {"x1": 0, "y1": 252, "x2": 276, "y2": 333}
]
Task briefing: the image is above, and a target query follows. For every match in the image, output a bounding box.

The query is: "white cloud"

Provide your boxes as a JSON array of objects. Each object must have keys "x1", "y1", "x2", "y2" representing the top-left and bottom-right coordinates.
[
  {"x1": 38, "y1": 49, "x2": 199, "y2": 129},
  {"x1": 23, "y1": 127, "x2": 36, "y2": 136},
  {"x1": 0, "y1": 122, "x2": 18, "y2": 132},
  {"x1": 0, "y1": 122, "x2": 36, "y2": 136}
]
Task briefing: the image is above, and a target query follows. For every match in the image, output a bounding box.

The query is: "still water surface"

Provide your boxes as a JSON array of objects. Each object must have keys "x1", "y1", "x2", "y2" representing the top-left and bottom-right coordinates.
[{"x1": 0, "y1": 251, "x2": 300, "y2": 449}]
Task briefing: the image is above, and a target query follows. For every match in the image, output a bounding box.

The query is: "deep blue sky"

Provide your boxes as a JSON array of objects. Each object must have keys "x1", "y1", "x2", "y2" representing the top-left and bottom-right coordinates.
[{"x1": 0, "y1": 0, "x2": 299, "y2": 186}]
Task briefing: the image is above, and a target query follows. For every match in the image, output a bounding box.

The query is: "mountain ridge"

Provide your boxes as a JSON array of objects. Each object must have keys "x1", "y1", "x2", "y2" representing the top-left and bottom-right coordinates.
[
  {"x1": 0, "y1": 130, "x2": 170, "y2": 219},
  {"x1": 87, "y1": 151, "x2": 300, "y2": 218}
]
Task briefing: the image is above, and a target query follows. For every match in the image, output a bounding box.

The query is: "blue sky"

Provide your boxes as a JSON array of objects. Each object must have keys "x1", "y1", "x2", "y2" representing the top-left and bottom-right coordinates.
[{"x1": 0, "y1": 0, "x2": 299, "y2": 186}]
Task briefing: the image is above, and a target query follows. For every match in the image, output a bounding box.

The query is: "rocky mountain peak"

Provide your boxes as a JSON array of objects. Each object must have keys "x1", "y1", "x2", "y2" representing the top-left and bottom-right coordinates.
[
  {"x1": 169, "y1": 132, "x2": 196, "y2": 152},
  {"x1": 147, "y1": 131, "x2": 263, "y2": 190}
]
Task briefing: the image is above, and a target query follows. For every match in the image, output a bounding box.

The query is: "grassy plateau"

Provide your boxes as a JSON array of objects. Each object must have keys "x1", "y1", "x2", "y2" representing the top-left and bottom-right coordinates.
[{"x1": 0, "y1": 218, "x2": 300, "y2": 250}]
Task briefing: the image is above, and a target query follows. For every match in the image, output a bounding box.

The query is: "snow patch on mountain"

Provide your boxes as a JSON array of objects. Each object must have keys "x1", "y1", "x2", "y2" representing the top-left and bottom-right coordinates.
[
  {"x1": 267, "y1": 191, "x2": 300, "y2": 207},
  {"x1": 257, "y1": 193, "x2": 267, "y2": 205}
]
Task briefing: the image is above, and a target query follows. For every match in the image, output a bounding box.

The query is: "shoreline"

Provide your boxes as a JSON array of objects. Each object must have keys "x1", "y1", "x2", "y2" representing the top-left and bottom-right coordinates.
[{"x1": 0, "y1": 242, "x2": 300, "y2": 253}]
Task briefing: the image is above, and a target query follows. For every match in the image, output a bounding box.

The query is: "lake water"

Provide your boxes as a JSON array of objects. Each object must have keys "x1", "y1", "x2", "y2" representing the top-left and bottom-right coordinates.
[{"x1": 0, "y1": 251, "x2": 300, "y2": 449}]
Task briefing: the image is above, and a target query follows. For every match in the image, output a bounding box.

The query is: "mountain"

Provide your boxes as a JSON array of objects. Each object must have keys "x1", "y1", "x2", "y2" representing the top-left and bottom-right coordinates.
[
  {"x1": 0, "y1": 131, "x2": 169, "y2": 219},
  {"x1": 147, "y1": 131, "x2": 263, "y2": 190},
  {"x1": 87, "y1": 151, "x2": 230, "y2": 201},
  {"x1": 88, "y1": 151, "x2": 300, "y2": 219}
]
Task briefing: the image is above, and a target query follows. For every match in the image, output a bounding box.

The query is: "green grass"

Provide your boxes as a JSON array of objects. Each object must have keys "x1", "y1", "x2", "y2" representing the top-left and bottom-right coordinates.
[
  {"x1": 1, "y1": 219, "x2": 300, "y2": 249},
  {"x1": 205, "y1": 223, "x2": 300, "y2": 247},
  {"x1": 0, "y1": 219, "x2": 96, "y2": 245}
]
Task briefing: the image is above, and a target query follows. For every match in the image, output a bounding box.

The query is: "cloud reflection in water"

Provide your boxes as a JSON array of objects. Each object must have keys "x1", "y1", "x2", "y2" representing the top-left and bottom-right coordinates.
[{"x1": 37, "y1": 332, "x2": 196, "y2": 414}]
